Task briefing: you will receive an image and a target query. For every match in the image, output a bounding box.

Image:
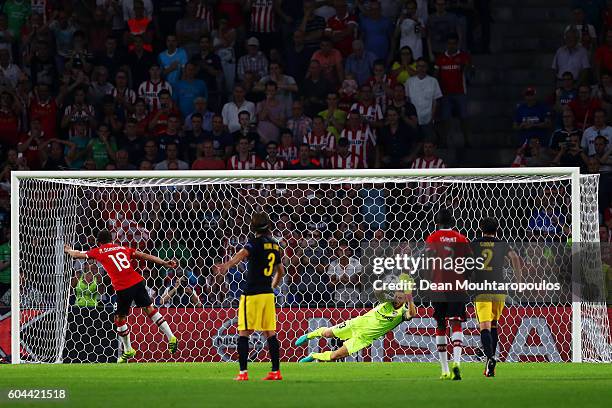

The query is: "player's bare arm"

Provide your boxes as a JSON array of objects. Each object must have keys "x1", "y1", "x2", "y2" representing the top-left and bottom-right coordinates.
[
  {"x1": 213, "y1": 248, "x2": 250, "y2": 275},
  {"x1": 133, "y1": 250, "x2": 177, "y2": 269},
  {"x1": 271, "y1": 262, "x2": 285, "y2": 289},
  {"x1": 508, "y1": 249, "x2": 523, "y2": 283},
  {"x1": 64, "y1": 244, "x2": 88, "y2": 259}
]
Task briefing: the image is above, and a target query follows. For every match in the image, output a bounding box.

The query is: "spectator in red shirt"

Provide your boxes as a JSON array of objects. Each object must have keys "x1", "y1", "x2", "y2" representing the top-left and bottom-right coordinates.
[
  {"x1": 568, "y1": 84, "x2": 603, "y2": 130},
  {"x1": 29, "y1": 82, "x2": 58, "y2": 139},
  {"x1": 435, "y1": 33, "x2": 472, "y2": 147},
  {"x1": 325, "y1": 0, "x2": 358, "y2": 57},
  {"x1": 595, "y1": 30, "x2": 612, "y2": 82},
  {"x1": 147, "y1": 90, "x2": 181, "y2": 136},
  {"x1": 311, "y1": 38, "x2": 344, "y2": 87},
  {"x1": 17, "y1": 117, "x2": 46, "y2": 169},
  {"x1": 191, "y1": 139, "x2": 226, "y2": 170}
]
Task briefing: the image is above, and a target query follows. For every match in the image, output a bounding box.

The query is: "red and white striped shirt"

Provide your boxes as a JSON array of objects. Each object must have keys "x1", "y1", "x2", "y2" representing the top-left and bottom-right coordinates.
[
  {"x1": 109, "y1": 87, "x2": 137, "y2": 105},
  {"x1": 340, "y1": 126, "x2": 376, "y2": 165},
  {"x1": 278, "y1": 145, "x2": 298, "y2": 162},
  {"x1": 260, "y1": 157, "x2": 287, "y2": 170},
  {"x1": 137, "y1": 80, "x2": 173, "y2": 111},
  {"x1": 328, "y1": 153, "x2": 364, "y2": 169},
  {"x1": 227, "y1": 153, "x2": 261, "y2": 170},
  {"x1": 411, "y1": 156, "x2": 447, "y2": 204},
  {"x1": 63, "y1": 104, "x2": 95, "y2": 136},
  {"x1": 196, "y1": 2, "x2": 214, "y2": 30},
  {"x1": 350, "y1": 102, "x2": 383, "y2": 124},
  {"x1": 250, "y1": 0, "x2": 276, "y2": 33},
  {"x1": 303, "y1": 131, "x2": 336, "y2": 154},
  {"x1": 367, "y1": 75, "x2": 396, "y2": 112}
]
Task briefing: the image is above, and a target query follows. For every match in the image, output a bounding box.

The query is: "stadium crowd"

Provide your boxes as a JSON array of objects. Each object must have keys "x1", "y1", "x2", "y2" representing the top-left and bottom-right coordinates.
[{"x1": 0, "y1": 0, "x2": 610, "y2": 308}]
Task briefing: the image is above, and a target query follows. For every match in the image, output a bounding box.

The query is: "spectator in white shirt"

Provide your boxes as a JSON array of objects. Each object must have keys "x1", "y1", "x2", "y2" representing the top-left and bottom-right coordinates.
[
  {"x1": 221, "y1": 84, "x2": 256, "y2": 133},
  {"x1": 581, "y1": 108, "x2": 612, "y2": 155},
  {"x1": 405, "y1": 58, "x2": 443, "y2": 139},
  {"x1": 552, "y1": 29, "x2": 590, "y2": 83},
  {"x1": 326, "y1": 242, "x2": 362, "y2": 306}
]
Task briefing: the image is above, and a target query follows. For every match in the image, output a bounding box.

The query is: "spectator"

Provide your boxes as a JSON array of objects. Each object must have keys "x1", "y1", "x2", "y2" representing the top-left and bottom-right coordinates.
[
  {"x1": 160, "y1": 271, "x2": 202, "y2": 307},
  {"x1": 278, "y1": 128, "x2": 299, "y2": 162},
  {"x1": 340, "y1": 110, "x2": 377, "y2": 168},
  {"x1": 221, "y1": 84, "x2": 256, "y2": 133},
  {"x1": 0, "y1": 48, "x2": 22, "y2": 89},
  {"x1": 550, "y1": 109, "x2": 581, "y2": 152},
  {"x1": 114, "y1": 147, "x2": 138, "y2": 171},
  {"x1": 554, "y1": 71, "x2": 578, "y2": 119},
  {"x1": 142, "y1": 139, "x2": 162, "y2": 165},
  {"x1": 359, "y1": 0, "x2": 393, "y2": 62},
  {"x1": 61, "y1": 86, "x2": 96, "y2": 135},
  {"x1": 93, "y1": 36, "x2": 125, "y2": 80},
  {"x1": 111, "y1": 70, "x2": 137, "y2": 114},
  {"x1": 204, "y1": 114, "x2": 234, "y2": 159},
  {"x1": 390, "y1": 46, "x2": 417, "y2": 86},
  {"x1": 318, "y1": 91, "x2": 346, "y2": 138},
  {"x1": 71, "y1": 263, "x2": 102, "y2": 307},
  {"x1": 231, "y1": 110, "x2": 261, "y2": 153},
  {"x1": 155, "y1": 142, "x2": 189, "y2": 170},
  {"x1": 311, "y1": 38, "x2": 344, "y2": 87},
  {"x1": 325, "y1": 0, "x2": 358, "y2": 58},
  {"x1": 147, "y1": 90, "x2": 181, "y2": 136},
  {"x1": 126, "y1": 35, "x2": 156, "y2": 88},
  {"x1": 328, "y1": 136, "x2": 364, "y2": 169},
  {"x1": 191, "y1": 34, "x2": 222, "y2": 109},
  {"x1": 299, "y1": 0, "x2": 326, "y2": 53},
  {"x1": 0, "y1": 91, "x2": 19, "y2": 146},
  {"x1": 427, "y1": 0, "x2": 460, "y2": 60},
  {"x1": 237, "y1": 36, "x2": 268, "y2": 82},
  {"x1": 89, "y1": 66, "x2": 115, "y2": 107},
  {"x1": 87, "y1": 124, "x2": 117, "y2": 169},
  {"x1": 303, "y1": 115, "x2": 335, "y2": 163},
  {"x1": 301, "y1": 59, "x2": 332, "y2": 117},
  {"x1": 184, "y1": 97, "x2": 214, "y2": 132},
  {"x1": 350, "y1": 84, "x2": 384, "y2": 128},
  {"x1": 228, "y1": 135, "x2": 261, "y2": 170},
  {"x1": 345, "y1": 39, "x2": 376, "y2": 87},
  {"x1": 326, "y1": 242, "x2": 362, "y2": 306},
  {"x1": 254, "y1": 62, "x2": 298, "y2": 117},
  {"x1": 30, "y1": 82, "x2": 58, "y2": 139},
  {"x1": 410, "y1": 139, "x2": 446, "y2": 205},
  {"x1": 173, "y1": 61, "x2": 208, "y2": 117},
  {"x1": 568, "y1": 84, "x2": 602, "y2": 130},
  {"x1": 287, "y1": 101, "x2": 312, "y2": 144},
  {"x1": 3, "y1": 0, "x2": 30, "y2": 38},
  {"x1": 513, "y1": 87, "x2": 552, "y2": 145},
  {"x1": 159, "y1": 34, "x2": 189, "y2": 88},
  {"x1": 212, "y1": 13, "x2": 237, "y2": 93},
  {"x1": 42, "y1": 139, "x2": 76, "y2": 170},
  {"x1": 377, "y1": 106, "x2": 421, "y2": 168},
  {"x1": 591, "y1": 135, "x2": 612, "y2": 174},
  {"x1": 285, "y1": 29, "x2": 311, "y2": 86},
  {"x1": 551, "y1": 132, "x2": 589, "y2": 170},
  {"x1": 289, "y1": 143, "x2": 321, "y2": 169},
  {"x1": 551, "y1": 28, "x2": 590, "y2": 84},
  {"x1": 16, "y1": 117, "x2": 46, "y2": 169},
  {"x1": 581, "y1": 108, "x2": 612, "y2": 155},
  {"x1": 191, "y1": 139, "x2": 226, "y2": 170},
  {"x1": 435, "y1": 33, "x2": 472, "y2": 146},
  {"x1": 256, "y1": 81, "x2": 286, "y2": 144},
  {"x1": 511, "y1": 136, "x2": 552, "y2": 167},
  {"x1": 595, "y1": 30, "x2": 612, "y2": 81},
  {"x1": 405, "y1": 58, "x2": 443, "y2": 140},
  {"x1": 388, "y1": 83, "x2": 419, "y2": 128},
  {"x1": 566, "y1": 7, "x2": 597, "y2": 52},
  {"x1": 125, "y1": 3, "x2": 154, "y2": 52},
  {"x1": 592, "y1": 71, "x2": 612, "y2": 117},
  {"x1": 138, "y1": 63, "x2": 173, "y2": 111},
  {"x1": 367, "y1": 59, "x2": 396, "y2": 112},
  {"x1": 176, "y1": 1, "x2": 208, "y2": 58},
  {"x1": 393, "y1": 0, "x2": 425, "y2": 60},
  {"x1": 259, "y1": 141, "x2": 288, "y2": 170}
]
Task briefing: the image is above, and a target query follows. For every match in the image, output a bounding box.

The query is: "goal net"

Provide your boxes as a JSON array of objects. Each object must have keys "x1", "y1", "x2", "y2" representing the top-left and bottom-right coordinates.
[{"x1": 10, "y1": 169, "x2": 611, "y2": 364}]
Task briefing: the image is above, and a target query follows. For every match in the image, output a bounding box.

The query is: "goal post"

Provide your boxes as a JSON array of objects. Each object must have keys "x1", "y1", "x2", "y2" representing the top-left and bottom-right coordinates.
[{"x1": 10, "y1": 168, "x2": 610, "y2": 364}]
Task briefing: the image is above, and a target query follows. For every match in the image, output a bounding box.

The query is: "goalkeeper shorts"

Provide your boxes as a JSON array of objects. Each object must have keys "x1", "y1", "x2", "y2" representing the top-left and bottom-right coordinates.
[
  {"x1": 475, "y1": 294, "x2": 506, "y2": 323},
  {"x1": 238, "y1": 293, "x2": 276, "y2": 331},
  {"x1": 330, "y1": 320, "x2": 373, "y2": 355}
]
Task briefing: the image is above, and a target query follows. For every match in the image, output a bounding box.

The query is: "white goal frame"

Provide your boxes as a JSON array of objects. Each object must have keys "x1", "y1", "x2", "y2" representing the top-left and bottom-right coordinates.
[{"x1": 10, "y1": 167, "x2": 587, "y2": 364}]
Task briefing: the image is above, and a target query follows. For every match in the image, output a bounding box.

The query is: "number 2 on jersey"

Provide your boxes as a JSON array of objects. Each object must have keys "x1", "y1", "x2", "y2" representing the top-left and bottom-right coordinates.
[
  {"x1": 481, "y1": 248, "x2": 493, "y2": 271},
  {"x1": 109, "y1": 252, "x2": 131, "y2": 271},
  {"x1": 263, "y1": 252, "x2": 276, "y2": 276}
]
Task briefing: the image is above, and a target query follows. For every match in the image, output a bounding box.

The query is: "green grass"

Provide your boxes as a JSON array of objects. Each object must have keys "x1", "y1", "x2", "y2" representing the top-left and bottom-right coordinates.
[{"x1": 1, "y1": 362, "x2": 611, "y2": 408}]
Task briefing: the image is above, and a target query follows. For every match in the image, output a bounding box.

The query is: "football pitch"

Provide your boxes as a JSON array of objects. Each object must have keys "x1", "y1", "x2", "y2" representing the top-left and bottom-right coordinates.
[{"x1": 1, "y1": 363, "x2": 612, "y2": 407}]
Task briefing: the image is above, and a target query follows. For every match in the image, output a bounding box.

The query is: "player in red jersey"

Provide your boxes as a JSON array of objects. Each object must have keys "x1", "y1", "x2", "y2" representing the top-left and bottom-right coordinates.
[
  {"x1": 64, "y1": 230, "x2": 179, "y2": 363},
  {"x1": 424, "y1": 209, "x2": 470, "y2": 381}
]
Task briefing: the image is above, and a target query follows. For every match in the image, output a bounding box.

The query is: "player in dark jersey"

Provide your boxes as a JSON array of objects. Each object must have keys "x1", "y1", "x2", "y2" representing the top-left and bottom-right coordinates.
[
  {"x1": 424, "y1": 208, "x2": 470, "y2": 381},
  {"x1": 472, "y1": 217, "x2": 521, "y2": 377},
  {"x1": 213, "y1": 212, "x2": 285, "y2": 381},
  {"x1": 64, "y1": 230, "x2": 179, "y2": 363}
]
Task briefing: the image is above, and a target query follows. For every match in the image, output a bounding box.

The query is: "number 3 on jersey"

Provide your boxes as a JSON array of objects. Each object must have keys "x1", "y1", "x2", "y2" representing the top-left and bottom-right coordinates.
[
  {"x1": 109, "y1": 252, "x2": 131, "y2": 271},
  {"x1": 263, "y1": 252, "x2": 276, "y2": 276}
]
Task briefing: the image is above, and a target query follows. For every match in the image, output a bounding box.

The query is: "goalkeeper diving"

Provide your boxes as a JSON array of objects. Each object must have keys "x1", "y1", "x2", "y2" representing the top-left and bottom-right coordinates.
[{"x1": 296, "y1": 274, "x2": 417, "y2": 362}]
